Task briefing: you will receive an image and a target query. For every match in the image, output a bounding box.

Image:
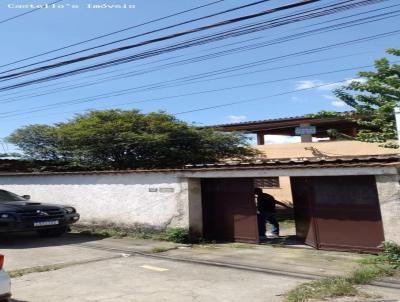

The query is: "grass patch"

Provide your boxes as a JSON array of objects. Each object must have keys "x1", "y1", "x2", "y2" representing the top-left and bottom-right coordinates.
[
  {"x1": 284, "y1": 266, "x2": 390, "y2": 302},
  {"x1": 228, "y1": 243, "x2": 256, "y2": 249},
  {"x1": 285, "y1": 277, "x2": 357, "y2": 302},
  {"x1": 165, "y1": 228, "x2": 189, "y2": 243},
  {"x1": 72, "y1": 225, "x2": 189, "y2": 243},
  {"x1": 350, "y1": 265, "x2": 389, "y2": 285},
  {"x1": 285, "y1": 241, "x2": 400, "y2": 302},
  {"x1": 151, "y1": 247, "x2": 173, "y2": 254},
  {"x1": 278, "y1": 219, "x2": 296, "y2": 230},
  {"x1": 9, "y1": 263, "x2": 71, "y2": 278}
]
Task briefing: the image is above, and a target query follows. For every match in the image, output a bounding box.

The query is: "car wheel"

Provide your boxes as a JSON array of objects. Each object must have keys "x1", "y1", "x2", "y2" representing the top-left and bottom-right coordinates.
[{"x1": 37, "y1": 227, "x2": 67, "y2": 237}]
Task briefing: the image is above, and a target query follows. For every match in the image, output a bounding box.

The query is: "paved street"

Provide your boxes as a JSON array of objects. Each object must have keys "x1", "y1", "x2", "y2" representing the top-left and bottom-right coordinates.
[
  {"x1": 9, "y1": 254, "x2": 300, "y2": 302},
  {"x1": 1, "y1": 233, "x2": 399, "y2": 302}
]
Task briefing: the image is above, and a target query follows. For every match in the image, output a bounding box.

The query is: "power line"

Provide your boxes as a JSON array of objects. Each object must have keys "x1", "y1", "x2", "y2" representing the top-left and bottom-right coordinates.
[
  {"x1": 0, "y1": 0, "x2": 386, "y2": 91},
  {"x1": 0, "y1": 52, "x2": 368, "y2": 104},
  {"x1": 1, "y1": 57, "x2": 396, "y2": 119},
  {"x1": 173, "y1": 79, "x2": 358, "y2": 115},
  {"x1": 0, "y1": 0, "x2": 63, "y2": 25},
  {"x1": 1, "y1": 0, "x2": 395, "y2": 101},
  {"x1": 0, "y1": 5, "x2": 396, "y2": 104},
  {"x1": 0, "y1": 0, "x2": 226, "y2": 69},
  {"x1": 0, "y1": 0, "x2": 271, "y2": 73},
  {"x1": 0, "y1": 0, "x2": 325, "y2": 81},
  {"x1": 0, "y1": 26, "x2": 397, "y2": 113}
]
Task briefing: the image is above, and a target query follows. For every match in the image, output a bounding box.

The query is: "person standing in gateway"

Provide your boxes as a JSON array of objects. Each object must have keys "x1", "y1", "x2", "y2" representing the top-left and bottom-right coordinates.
[{"x1": 255, "y1": 188, "x2": 291, "y2": 240}]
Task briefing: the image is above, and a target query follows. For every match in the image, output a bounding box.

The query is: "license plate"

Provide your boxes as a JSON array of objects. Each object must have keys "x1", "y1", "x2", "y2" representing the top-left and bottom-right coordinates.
[{"x1": 34, "y1": 220, "x2": 59, "y2": 227}]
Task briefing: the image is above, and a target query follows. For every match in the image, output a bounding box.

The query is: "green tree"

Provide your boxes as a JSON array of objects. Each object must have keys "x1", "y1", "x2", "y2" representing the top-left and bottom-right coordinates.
[
  {"x1": 313, "y1": 48, "x2": 400, "y2": 146},
  {"x1": 7, "y1": 110, "x2": 256, "y2": 169},
  {"x1": 7, "y1": 125, "x2": 61, "y2": 160}
]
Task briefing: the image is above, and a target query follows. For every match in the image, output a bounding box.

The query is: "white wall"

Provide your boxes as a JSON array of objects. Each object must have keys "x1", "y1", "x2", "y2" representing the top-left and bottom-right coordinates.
[
  {"x1": 376, "y1": 174, "x2": 400, "y2": 245},
  {"x1": 0, "y1": 173, "x2": 189, "y2": 230},
  {"x1": 263, "y1": 176, "x2": 293, "y2": 205}
]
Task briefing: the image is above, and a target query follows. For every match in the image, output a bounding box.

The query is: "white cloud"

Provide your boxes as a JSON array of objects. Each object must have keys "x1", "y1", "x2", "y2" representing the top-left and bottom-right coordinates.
[
  {"x1": 295, "y1": 80, "x2": 319, "y2": 90},
  {"x1": 295, "y1": 77, "x2": 366, "y2": 92},
  {"x1": 322, "y1": 94, "x2": 337, "y2": 100},
  {"x1": 317, "y1": 82, "x2": 342, "y2": 91},
  {"x1": 321, "y1": 94, "x2": 346, "y2": 107},
  {"x1": 228, "y1": 115, "x2": 246, "y2": 123},
  {"x1": 331, "y1": 100, "x2": 346, "y2": 107},
  {"x1": 346, "y1": 78, "x2": 366, "y2": 85},
  {"x1": 265, "y1": 135, "x2": 301, "y2": 144}
]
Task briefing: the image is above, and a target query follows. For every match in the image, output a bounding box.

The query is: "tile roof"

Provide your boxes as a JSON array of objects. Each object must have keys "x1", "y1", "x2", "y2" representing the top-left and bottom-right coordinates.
[
  {"x1": 0, "y1": 155, "x2": 398, "y2": 176},
  {"x1": 208, "y1": 112, "x2": 353, "y2": 128},
  {"x1": 184, "y1": 154, "x2": 400, "y2": 170}
]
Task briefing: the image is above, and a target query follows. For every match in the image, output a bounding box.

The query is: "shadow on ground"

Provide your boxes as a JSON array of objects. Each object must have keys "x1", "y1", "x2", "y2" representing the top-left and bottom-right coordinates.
[
  {"x1": 260, "y1": 235, "x2": 310, "y2": 247},
  {"x1": 0, "y1": 232, "x2": 103, "y2": 249}
]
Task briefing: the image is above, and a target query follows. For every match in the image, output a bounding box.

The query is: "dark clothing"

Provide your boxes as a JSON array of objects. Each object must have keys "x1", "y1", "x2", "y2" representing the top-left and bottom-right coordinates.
[
  {"x1": 257, "y1": 193, "x2": 277, "y2": 213},
  {"x1": 257, "y1": 212, "x2": 279, "y2": 236},
  {"x1": 257, "y1": 193, "x2": 279, "y2": 236}
]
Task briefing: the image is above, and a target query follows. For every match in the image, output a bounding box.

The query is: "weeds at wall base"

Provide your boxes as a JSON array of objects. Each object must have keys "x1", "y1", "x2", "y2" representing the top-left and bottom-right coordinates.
[
  {"x1": 284, "y1": 241, "x2": 400, "y2": 302},
  {"x1": 71, "y1": 225, "x2": 190, "y2": 243}
]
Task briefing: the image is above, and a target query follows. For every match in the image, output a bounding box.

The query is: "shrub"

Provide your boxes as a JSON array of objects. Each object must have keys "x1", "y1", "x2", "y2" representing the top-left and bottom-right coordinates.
[
  {"x1": 165, "y1": 228, "x2": 189, "y2": 243},
  {"x1": 380, "y1": 241, "x2": 400, "y2": 268}
]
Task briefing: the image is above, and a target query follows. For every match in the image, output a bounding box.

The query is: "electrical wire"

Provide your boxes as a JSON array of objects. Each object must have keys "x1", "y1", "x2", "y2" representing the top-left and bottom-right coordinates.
[
  {"x1": 1, "y1": 57, "x2": 397, "y2": 119},
  {"x1": 0, "y1": 0, "x2": 225, "y2": 69},
  {"x1": 2, "y1": 0, "x2": 395, "y2": 101},
  {"x1": 0, "y1": 0, "x2": 334, "y2": 81},
  {"x1": 0, "y1": 5, "x2": 397, "y2": 103},
  {"x1": 173, "y1": 79, "x2": 358, "y2": 115},
  {"x1": 0, "y1": 26, "x2": 397, "y2": 112},
  {"x1": 0, "y1": 0, "x2": 272, "y2": 73},
  {"x1": 0, "y1": 0, "x2": 386, "y2": 91},
  {"x1": 0, "y1": 52, "x2": 369, "y2": 104},
  {"x1": 0, "y1": 0, "x2": 63, "y2": 25}
]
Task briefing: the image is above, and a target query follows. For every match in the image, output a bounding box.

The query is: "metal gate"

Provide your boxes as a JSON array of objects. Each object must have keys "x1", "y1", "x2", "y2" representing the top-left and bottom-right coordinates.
[
  {"x1": 201, "y1": 178, "x2": 259, "y2": 243},
  {"x1": 291, "y1": 175, "x2": 385, "y2": 252}
]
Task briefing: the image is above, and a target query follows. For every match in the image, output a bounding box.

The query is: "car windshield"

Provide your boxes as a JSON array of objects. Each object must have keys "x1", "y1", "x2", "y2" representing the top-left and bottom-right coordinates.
[{"x1": 0, "y1": 189, "x2": 26, "y2": 202}]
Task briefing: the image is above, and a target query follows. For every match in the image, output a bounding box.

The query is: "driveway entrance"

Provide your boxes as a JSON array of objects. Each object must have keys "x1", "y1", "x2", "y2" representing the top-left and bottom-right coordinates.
[
  {"x1": 201, "y1": 178, "x2": 259, "y2": 243},
  {"x1": 200, "y1": 175, "x2": 385, "y2": 252},
  {"x1": 291, "y1": 175, "x2": 385, "y2": 252}
]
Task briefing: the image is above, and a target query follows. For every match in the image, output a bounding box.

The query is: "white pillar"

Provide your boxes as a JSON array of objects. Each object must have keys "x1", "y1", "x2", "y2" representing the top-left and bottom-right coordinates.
[
  {"x1": 376, "y1": 174, "x2": 400, "y2": 244},
  {"x1": 395, "y1": 107, "x2": 400, "y2": 144}
]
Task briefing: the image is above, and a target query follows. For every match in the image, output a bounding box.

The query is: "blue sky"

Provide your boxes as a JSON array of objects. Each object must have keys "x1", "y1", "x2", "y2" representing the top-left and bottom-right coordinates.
[{"x1": 0, "y1": 0, "x2": 399, "y2": 147}]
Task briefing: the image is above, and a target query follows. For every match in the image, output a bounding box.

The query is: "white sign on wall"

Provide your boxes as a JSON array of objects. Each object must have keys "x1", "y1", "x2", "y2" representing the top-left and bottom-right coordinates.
[{"x1": 295, "y1": 126, "x2": 316, "y2": 135}]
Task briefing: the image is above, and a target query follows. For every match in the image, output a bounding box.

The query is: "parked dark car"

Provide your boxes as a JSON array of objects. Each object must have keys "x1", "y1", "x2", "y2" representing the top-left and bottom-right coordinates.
[{"x1": 0, "y1": 189, "x2": 79, "y2": 237}]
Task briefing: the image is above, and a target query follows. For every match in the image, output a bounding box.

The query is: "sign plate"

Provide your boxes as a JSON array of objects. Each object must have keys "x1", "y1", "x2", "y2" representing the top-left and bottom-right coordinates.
[
  {"x1": 295, "y1": 126, "x2": 316, "y2": 135},
  {"x1": 159, "y1": 188, "x2": 175, "y2": 193}
]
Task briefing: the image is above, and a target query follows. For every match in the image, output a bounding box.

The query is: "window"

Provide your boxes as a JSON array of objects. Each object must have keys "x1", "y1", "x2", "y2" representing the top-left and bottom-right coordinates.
[
  {"x1": 0, "y1": 190, "x2": 26, "y2": 202},
  {"x1": 254, "y1": 177, "x2": 280, "y2": 188}
]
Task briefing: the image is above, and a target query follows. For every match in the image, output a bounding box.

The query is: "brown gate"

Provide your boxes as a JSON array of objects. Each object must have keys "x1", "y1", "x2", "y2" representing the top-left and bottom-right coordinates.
[
  {"x1": 291, "y1": 175, "x2": 385, "y2": 252},
  {"x1": 201, "y1": 178, "x2": 259, "y2": 243}
]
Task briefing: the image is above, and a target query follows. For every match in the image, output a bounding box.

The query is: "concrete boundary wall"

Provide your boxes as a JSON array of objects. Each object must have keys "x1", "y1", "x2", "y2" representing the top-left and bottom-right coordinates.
[
  {"x1": 0, "y1": 166, "x2": 398, "y2": 240},
  {"x1": 0, "y1": 173, "x2": 189, "y2": 229}
]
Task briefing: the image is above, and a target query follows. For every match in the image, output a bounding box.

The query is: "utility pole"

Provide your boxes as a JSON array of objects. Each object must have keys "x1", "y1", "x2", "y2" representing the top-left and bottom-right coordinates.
[{"x1": 395, "y1": 107, "x2": 400, "y2": 144}]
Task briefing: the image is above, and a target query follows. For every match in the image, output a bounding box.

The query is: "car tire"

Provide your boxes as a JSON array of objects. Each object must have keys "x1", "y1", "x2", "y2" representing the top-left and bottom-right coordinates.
[{"x1": 37, "y1": 227, "x2": 67, "y2": 237}]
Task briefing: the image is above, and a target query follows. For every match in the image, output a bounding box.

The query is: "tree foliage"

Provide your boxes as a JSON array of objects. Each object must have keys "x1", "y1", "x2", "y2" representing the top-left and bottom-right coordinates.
[
  {"x1": 7, "y1": 110, "x2": 256, "y2": 169},
  {"x1": 312, "y1": 48, "x2": 400, "y2": 146}
]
